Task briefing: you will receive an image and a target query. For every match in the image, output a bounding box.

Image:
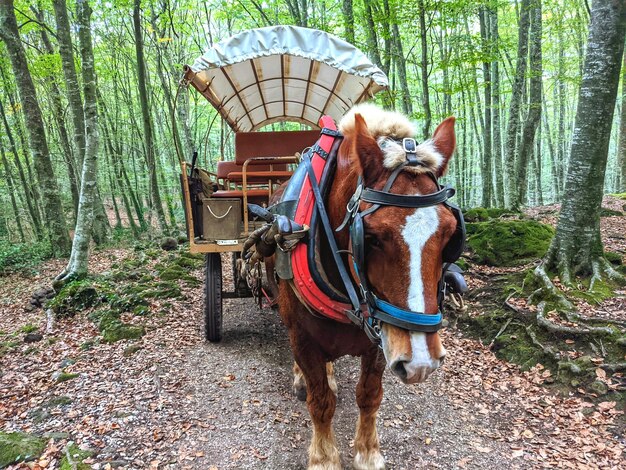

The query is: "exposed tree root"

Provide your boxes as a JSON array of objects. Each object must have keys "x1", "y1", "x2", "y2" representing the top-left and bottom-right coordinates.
[
  {"x1": 599, "y1": 363, "x2": 626, "y2": 373},
  {"x1": 528, "y1": 264, "x2": 573, "y2": 310},
  {"x1": 536, "y1": 302, "x2": 616, "y2": 337},
  {"x1": 525, "y1": 325, "x2": 560, "y2": 359}
]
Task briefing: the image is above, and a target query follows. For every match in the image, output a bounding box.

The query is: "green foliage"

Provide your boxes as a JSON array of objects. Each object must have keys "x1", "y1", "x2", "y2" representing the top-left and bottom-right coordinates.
[
  {"x1": 0, "y1": 240, "x2": 53, "y2": 275},
  {"x1": 467, "y1": 220, "x2": 555, "y2": 266},
  {"x1": 0, "y1": 432, "x2": 46, "y2": 467}
]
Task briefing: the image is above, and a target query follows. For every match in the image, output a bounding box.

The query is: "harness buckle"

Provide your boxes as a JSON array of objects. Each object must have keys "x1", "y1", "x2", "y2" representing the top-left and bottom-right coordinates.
[{"x1": 402, "y1": 138, "x2": 420, "y2": 166}]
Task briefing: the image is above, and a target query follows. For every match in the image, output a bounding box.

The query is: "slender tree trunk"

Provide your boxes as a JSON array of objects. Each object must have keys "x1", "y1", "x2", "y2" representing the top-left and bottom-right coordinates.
[
  {"x1": 557, "y1": 19, "x2": 567, "y2": 197},
  {"x1": 342, "y1": 0, "x2": 355, "y2": 44},
  {"x1": 504, "y1": 0, "x2": 531, "y2": 208},
  {"x1": 490, "y1": 7, "x2": 504, "y2": 207},
  {"x1": 535, "y1": 122, "x2": 544, "y2": 205},
  {"x1": 133, "y1": 0, "x2": 168, "y2": 232},
  {"x1": 363, "y1": 0, "x2": 383, "y2": 72},
  {"x1": 0, "y1": 0, "x2": 71, "y2": 256},
  {"x1": 0, "y1": 140, "x2": 25, "y2": 241},
  {"x1": 541, "y1": 0, "x2": 626, "y2": 283},
  {"x1": 479, "y1": 7, "x2": 493, "y2": 207},
  {"x1": 542, "y1": 97, "x2": 559, "y2": 202},
  {"x1": 618, "y1": 48, "x2": 626, "y2": 192},
  {"x1": 0, "y1": 98, "x2": 42, "y2": 235},
  {"x1": 418, "y1": 0, "x2": 431, "y2": 138},
  {"x1": 389, "y1": 1, "x2": 412, "y2": 115},
  {"x1": 58, "y1": 0, "x2": 101, "y2": 280},
  {"x1": 512, "y1": 0, "x2": 542, "y2": 209}
]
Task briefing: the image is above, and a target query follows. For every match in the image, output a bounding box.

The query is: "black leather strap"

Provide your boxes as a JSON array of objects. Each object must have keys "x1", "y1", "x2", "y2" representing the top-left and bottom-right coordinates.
[
  {"x1": 302, "y1": 152, "x2": 364, "y2": 322},
  {"x1": 361, "y1": 186, "x2": 455, "y2": 208}
]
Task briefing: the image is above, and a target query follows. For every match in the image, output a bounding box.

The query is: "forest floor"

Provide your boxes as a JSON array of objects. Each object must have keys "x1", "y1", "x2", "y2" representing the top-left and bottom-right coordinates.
[{"x1": 0, "y1": 197, "x2": 625, "y2": 469}]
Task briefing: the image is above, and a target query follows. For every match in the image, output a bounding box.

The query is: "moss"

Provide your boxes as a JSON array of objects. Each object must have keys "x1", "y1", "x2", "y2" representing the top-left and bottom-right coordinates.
[
  {"x1": 79, "y1": 338, "x2": 98, "y2": 351},
  {"x1": 0, "y1": 432, "x2": 46, "y2": 467},
  {"x1": 492, "y1": 333, "x2": 551, "y2": 371},
  {"x1": 609, "y1": 192, "x2": 626, "y2": 200},
  {"x1": 466, "y1": 219, "x2": 554, "y2": 266},
  {"x1": 123, "y1": 344, "x2": 142, "y2": 357},
  {"x1": 19, "y1": 324, "x2": 38, "y2": 334},
  {"x1": 605, "y1": 251, "x2": 623, "y2": 266},
  {"x1": 55, "y1": 372, "x2": 79, "y2": 383},
  {"x1": 59, "y1": 443, "x2": 94, "y2": 470},
  {"x1": 0, "y1": 340, "x2": 19, "y2": 357},
  {"x1": 44, "y1": 396, "x2": 72, "y2": 407},
  {"x1": 464, "y1": 207, "x2": 521, "y2": 222},
  {"x1": 158, "y1": 265, "x2": 198, "y2": 284},
  {"x1": 568, "y1": 279, "x2": 617, "y2": 305},
  {"x1": 47, "y1": 279, "x2": 106, "y2": 318}
]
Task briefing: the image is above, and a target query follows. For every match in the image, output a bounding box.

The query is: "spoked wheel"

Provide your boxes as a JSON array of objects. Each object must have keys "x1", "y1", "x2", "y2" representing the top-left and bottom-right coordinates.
[{"x1": 204, "y1": 253, "x2": 222, "y2": 342}]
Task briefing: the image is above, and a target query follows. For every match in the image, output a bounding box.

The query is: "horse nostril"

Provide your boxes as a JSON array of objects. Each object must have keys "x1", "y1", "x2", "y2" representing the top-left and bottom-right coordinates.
[{"x1": 391, "y1": 360, "x2": 408, "y2": 380}]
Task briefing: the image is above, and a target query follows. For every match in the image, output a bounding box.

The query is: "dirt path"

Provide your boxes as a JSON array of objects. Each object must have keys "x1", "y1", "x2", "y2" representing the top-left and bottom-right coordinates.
[{"x1": 1, "y1": 251, "x2": 624, "y2": 469}]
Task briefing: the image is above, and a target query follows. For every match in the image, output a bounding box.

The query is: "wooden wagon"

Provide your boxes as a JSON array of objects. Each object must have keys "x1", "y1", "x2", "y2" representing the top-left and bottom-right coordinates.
[{"x1": 178, "y1": 25, "x2": 388, "y2": 341}]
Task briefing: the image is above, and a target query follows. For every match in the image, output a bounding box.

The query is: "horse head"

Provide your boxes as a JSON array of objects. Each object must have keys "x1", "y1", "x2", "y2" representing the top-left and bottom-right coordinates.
[{"x1": 334, "y1": 104, "x2": 458, "y2": 384}]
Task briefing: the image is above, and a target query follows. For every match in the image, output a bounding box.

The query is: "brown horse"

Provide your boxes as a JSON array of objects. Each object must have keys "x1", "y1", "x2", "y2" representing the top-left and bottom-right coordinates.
[{"x1": 275, "y1": 104, "x2": 457, "y2": 469}]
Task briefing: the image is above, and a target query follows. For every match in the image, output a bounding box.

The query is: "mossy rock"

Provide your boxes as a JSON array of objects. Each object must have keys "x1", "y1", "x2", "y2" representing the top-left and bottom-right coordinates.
[
  {"x1": 466, "y1": 219, "x2": 554, "y2": 266},
  {"x1": 60, "y1": 443, "x2": 94, "y2": 470},
  {"x1": 492, "y1": 334, "x2": 548, "y2": 371},
  {"x1": 157, "y1": 264, "x2": 198, "y2": 284},
  {"x1": 54, "y1": 372, "x2": 79, "y2": 383},
  {"x1": 48, "y1": 279, "x2": 107, "y2": 318},
  {"x1": 89, "y1": 310, "x2": 144, "y2": 343},
  {"x1": 0, "y1": 431, "x2": 46, "y2": 467},
  {"x1": 463, "y1": 207, "x2": 521, "y2": 222}
]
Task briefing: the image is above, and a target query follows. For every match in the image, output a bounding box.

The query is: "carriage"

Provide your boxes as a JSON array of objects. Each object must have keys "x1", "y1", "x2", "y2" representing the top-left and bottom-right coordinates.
[{"x1": 178, "y1": 26, "x2": 389, "y2": 341}]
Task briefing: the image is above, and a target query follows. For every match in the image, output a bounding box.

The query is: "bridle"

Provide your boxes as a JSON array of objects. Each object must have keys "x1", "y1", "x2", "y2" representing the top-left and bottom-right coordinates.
[{"x1": 302, "y1": 136, "x2": 466, "y2": 344}]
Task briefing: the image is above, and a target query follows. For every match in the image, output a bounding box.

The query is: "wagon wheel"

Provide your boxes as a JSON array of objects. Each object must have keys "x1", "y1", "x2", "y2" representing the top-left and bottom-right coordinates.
[
  {"x1": 231, "y1": 252, "x2": 252, "y2": 297},
  {"x1": 204, "y1": 253, "x2": 222, "y2": 342}
]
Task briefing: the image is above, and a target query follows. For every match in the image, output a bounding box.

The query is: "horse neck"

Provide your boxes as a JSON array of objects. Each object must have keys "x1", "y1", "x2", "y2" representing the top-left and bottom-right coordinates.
[{"x1": 327, "y1": 144, "x2": 361, "y2": 249}]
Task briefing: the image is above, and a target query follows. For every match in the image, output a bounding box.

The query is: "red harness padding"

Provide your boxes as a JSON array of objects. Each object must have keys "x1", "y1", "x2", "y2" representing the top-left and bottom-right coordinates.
[{"x1": 290, "y1": 116, "x2": 351, "y2": 323}]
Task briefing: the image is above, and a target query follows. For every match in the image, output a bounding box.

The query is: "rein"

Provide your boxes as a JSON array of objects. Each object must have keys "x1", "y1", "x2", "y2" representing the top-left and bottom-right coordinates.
[{"x1": 302, "y1": 135, "x2": 463, "y2": 344}]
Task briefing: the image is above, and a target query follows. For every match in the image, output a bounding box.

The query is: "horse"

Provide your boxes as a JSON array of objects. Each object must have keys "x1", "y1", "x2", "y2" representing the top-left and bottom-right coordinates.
[{"x1": 267, "y1": 103, "x2": 459, "y2": 470}]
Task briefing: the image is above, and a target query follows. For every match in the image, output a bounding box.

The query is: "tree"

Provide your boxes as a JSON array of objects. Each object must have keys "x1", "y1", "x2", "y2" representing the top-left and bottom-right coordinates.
[
  {"x1": 618, "y1": 48, "x2": 626, "y2": 192},
  {"x1": 133, "y1": 0, "x2": 168, "y2": 232},
  {"x1": 0, "y1": 0, "x2": 71, "y2": 256},
  {"x1": 533, "y1": 0, "x2": 626, "y2": 297},
  {"x1": 511, "y1": 0, "x2": 542, "y2": 209},
  {"x1": 57, "y1": 0, "x2": 101, "y2": 281}
]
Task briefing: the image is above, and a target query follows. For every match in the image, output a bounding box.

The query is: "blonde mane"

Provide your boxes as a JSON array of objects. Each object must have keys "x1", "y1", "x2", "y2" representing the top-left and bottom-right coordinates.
[{"x1": 338, "y1": 103, "x2": 443, "y2": 173}]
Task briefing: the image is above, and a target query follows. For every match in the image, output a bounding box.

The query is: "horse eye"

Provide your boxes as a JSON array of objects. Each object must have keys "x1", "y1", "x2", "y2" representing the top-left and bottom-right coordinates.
[{"x1": 365, "y1": 234, "x2": 382, "y2": 249}]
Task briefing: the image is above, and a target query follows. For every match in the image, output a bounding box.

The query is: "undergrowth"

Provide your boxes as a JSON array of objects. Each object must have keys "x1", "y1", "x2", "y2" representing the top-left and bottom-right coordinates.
[{"x1": 0, "y1": 240, "x2": 53, "y2": 275}]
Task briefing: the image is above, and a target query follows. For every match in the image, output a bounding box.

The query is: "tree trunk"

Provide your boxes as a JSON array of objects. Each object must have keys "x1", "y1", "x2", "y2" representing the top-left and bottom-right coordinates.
[
  {"x1": 0, "y1": 0, "x2": 71, "y2": 256},
  {"x1": 540, "y1": 0, "x2": 626, "y2": 284},
  {"x1": 0, "y1": 98, "x2": 43, "y2": 236},
  {"x1": 390, "y1": 1, "x2": 412, "y2": 115},
  {"x1": 511, "y1": 0, "x2": 542, "y2": 209},
  {"x1": 618, "y1": 48, "x2": 626, "y2": 192},
  {"x1": 0, "y1": 140, "x2": 25, "y2": 241},
  {"x1": 479, "y1": 7, "x2": 493, "y2": 207},
  {"x1": 490, "y1": 7, "x2": 505, "y2": 207},
  {"x1": 58, "y1": 0, "x2": 101, "y2": 281},
  {"x1": 418, "y1": 0, "x2": 431, "y2": 138},
  {"x1": 504, "y1": 0, "x2": 531, "y2": 208},
  {"x1": 363, "y1": 0, "x2": 383, "y2": 72},
  {"x1": 342, "y1": 0, "x2": 355, "y2": 44},
  {"x1": 133, "y1": 0, "x2": 168, "y2": 232}
]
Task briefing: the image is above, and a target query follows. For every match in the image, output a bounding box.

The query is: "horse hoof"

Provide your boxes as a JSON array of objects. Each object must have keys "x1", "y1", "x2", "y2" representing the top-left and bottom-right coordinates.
[{"x1": 353, "y1": 451, "x2": 385, "y2": 470}]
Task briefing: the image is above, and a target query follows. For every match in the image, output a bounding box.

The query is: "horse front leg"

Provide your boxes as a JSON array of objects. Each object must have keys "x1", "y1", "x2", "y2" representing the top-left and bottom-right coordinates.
[
  {"x1": 294, "y1": 352, "x2": 341, "y2": 469},
  {"x1": 353, "y1": 349, "x2": 386, "y2": 470}
]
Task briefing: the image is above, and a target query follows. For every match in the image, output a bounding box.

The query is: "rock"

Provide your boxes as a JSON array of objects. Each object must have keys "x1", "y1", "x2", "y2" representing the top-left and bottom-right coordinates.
[
  {"x1": 59, "y1": 358, "x2": 76, "y2": 369},
  {"x1": 0, "y1": 431, "x2": 46, "y2": 467},
  {"x1": 24, "y1": 333, "x2": 43, "y2": 343},
  {"x1": 588, "y1": 380, "x2": 608, "y2": 396},
  {"x1": 60, "y1": 443, "x2": 95, "y2": 470},
  {"x1": 617, "y1": 336, "x2": 626, "y2": 347},
  {"x1": 24, "y1": 303, "x2": 37, "y2": 312},
  {"x1": 160, "y1": 237, "x2": 178, "y2": 251}
]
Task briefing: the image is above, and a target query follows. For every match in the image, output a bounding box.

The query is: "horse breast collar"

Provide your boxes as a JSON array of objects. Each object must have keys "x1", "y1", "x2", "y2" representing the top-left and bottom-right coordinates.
[{"x1": 276, "y1": 117, "x2": 466, "y2": 344}]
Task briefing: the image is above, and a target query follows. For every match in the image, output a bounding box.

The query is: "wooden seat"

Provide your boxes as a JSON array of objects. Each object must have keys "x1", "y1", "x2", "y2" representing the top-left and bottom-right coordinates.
[
  {"x1": 227, "y1": 170, "x2": 293, "y2": 181},
  {"x1": 212, "y1": 189, "x2": 270, "y2": 198}
]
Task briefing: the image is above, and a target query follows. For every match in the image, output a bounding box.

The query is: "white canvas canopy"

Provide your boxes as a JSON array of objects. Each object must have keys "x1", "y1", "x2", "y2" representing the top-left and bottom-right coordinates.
[{"x1": 184, "y1": 25, "x2": 388, "y2": 132}]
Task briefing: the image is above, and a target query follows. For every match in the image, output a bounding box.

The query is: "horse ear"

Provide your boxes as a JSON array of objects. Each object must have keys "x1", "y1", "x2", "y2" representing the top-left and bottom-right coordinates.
[
  {"x1": 432, "y1": 117, "x2": 456, "y2": 177},
  {"x1": 351, "y1": 113, "x2": 383, "y2": 186}
]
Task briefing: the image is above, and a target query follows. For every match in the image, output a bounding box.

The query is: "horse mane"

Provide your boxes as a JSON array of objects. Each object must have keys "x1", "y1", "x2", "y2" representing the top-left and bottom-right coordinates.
[{"x1": 338, "y1": 103, "x2": 444, "y2": 174}]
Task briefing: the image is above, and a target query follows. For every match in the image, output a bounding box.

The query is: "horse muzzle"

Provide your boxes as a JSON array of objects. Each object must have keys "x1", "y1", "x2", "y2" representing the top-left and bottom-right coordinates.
[{"x1": 389, "y1": 356, "x2": 443, "y2": 384}]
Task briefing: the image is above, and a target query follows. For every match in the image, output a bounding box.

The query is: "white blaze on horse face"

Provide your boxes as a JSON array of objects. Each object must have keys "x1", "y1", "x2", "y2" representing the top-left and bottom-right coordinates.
[{"x1": 392, "y1": 205, "x2": 444, "y2": 381}]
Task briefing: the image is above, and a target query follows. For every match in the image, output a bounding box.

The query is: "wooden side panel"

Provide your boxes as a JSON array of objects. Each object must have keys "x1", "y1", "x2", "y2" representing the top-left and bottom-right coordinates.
[{"x1": 235, "y1": 130, "x2": 320, "y2": 164}]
